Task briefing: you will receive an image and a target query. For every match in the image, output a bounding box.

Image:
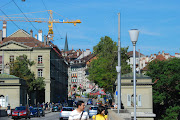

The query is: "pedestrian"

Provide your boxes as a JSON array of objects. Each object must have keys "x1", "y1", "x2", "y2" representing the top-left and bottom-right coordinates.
[
  {"x1": 104, "y1": 103, "x2": 108, "y2": 115},
  {"x1": 29, "y1": 104, "x2": 33, "y2": 108},
  {"x1": 69, "y1": 100, "x2": 89, "y2": 120},
  {"x1": 92, "y1": 106, "x2": 108, "y2": 120},
  {"x1": 6, "y1": 104, "x2": 11, "y2": 117}
]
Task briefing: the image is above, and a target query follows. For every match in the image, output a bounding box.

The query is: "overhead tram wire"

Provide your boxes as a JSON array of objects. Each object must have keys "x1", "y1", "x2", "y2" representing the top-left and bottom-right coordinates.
[
  {"x1": 0, "y1": 0, "x2": 13, "y2": 8},
  {"x1": 12, "y1": 0, "x2": 38, "y2": 32},
  {"x1": 41, "y1": 0, "x2": 63, "y2": 40},
  {"x1": 0, "y1": 9, "x2": 20, "y2": 29}
]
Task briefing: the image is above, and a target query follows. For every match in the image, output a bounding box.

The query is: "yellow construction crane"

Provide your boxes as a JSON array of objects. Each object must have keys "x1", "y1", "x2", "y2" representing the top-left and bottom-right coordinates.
[{"x1": 0, "y1": 10, "x2": 81, "y2": 40}]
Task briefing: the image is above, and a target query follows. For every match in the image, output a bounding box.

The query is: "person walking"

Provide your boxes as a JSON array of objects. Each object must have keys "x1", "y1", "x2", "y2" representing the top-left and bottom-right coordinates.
[
  {"x1": 69, "y1": 100, "x2": 89, "y2": 120},
  {"x1": 6, "y1": 104, "x2": 11, "y2": 117},
  {"x1": 92, "y1": 106, "x2": 108, "y2": 120}
]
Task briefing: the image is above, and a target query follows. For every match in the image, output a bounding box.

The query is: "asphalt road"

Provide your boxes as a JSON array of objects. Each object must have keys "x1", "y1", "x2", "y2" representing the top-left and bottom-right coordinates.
[{"x1": 0, "y1": 98, "x2": 96, "y2": 120}]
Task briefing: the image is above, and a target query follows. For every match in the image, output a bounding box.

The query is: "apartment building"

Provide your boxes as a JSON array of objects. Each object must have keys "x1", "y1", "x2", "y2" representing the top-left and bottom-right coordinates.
[
  {"x1": 127, "y1": 51, "x2": 180, "y2": 73},
  {"x1": 0, "y1": 23, "x2": 68, "y2": 104}
]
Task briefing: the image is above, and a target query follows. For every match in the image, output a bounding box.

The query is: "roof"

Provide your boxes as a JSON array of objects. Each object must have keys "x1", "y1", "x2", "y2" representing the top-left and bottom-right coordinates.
[
  {"x1": 2, "y1": 37, "x2": 51, "y2": 48},
  {"x1": 142, "y1": 65, "x2": 148, "y2": 71},
  {"x1": 153, "y1": 54, "x2": 166, "y2": 61},
  {"x1": 71, "y1": 54, "x2": 96, "y2": 65},
  {"x1": 127, "y1": 51, "x2": 145, "y2": 57},
  {"x1": 0, "y1": 74, "x2": 19, "y2": 79},
  {"x1": 121, "y1": 73, "x2": 151, "y2": 79},
  {"x1": 8, "y1": 29, "x2": 31, "y2": 37}
]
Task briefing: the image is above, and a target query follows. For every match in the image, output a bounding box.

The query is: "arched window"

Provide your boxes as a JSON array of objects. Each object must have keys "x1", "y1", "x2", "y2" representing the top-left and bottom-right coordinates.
[{"x1": 0, "y1": 95, "x2": 5, "y2": 107}]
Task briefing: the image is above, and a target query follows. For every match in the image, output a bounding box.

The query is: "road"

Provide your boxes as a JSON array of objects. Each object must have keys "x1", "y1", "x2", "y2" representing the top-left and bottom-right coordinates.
[
  {"x1": 0, "y1": 112, "x2": 59, "y2": 120},
  {"x1": 0, "y1": 98, "x2": 95, "y2": 120}
]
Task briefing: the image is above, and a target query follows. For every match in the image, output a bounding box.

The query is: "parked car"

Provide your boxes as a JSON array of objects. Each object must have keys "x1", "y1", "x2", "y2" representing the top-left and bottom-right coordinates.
[
  {"x1": 59, "y1": 107, "x2": 74, "y2": 120},
  {"x1": 29, "y1": 107, "x2": 38, "y2": 117},
  {"x1": 12, "y1": 106, "x2": 30, "y2": 119},
  {"x1": 38, "y1": 107, "x2": 45, "y2": 117},
  {"x1": 33, "y1": 107, "x2": 41, "y2": 117},
  {"x1": 87, "y1": 99, "x2": 93, "y2": 105},
  {"x1": 96, "y1": 101, "x2": 102, "y2": 106},
  {"x1": 88, "y1": 106, "x2": 98, "y2": 118},
  {"x1": 52, "y1": 105, "x2": 59, "y2": 112}
]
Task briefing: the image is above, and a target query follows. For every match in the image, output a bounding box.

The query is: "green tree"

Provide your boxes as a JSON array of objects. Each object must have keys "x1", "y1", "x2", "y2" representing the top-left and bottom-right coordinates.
[
  {"x1": 88, "y1": 36, "x2": 131, "y2": 93},
  {"x1": 146, "y1": 58, "x2": 180, "y2": 120},
  {"x1": 9, "y1": 55, "x2": 45, "y2": 92}
]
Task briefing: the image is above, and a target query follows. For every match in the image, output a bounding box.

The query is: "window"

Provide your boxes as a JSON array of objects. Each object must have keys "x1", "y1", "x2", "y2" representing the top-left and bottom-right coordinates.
[
  {"x1": 127, "y1": 94, "x2": 131, "y2": 107},
  {"x1": 38, "y1": 69, "x2": 43, "y2": 77},
  {"x1": 0, "y1": 56, "x2": 2, "y2": 64},
  {"x1": 138, "y1": 95, "x2": 142, "y2": 106},
  {"x1": 10, "y1": 55, "x2": 14, "y2": 62},
  {"x1": 38, "y1": 55, "x2": 43, "y2": 64},
  {"x1": 19, "y1": 56, "x2": 24, "y2": 60}
]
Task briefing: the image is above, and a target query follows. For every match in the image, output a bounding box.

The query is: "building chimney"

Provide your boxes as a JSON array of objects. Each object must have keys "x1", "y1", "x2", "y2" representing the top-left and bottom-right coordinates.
[
  {"x1": 82, "y1": 49, "x2": 84, "y2": 58},
  {"x1": 77, "y1": 51, "x2": 79, "y2": 56},
  {"x1": 35, "y1": 34, "x2": 37, "y2": 39},
  {"x1": 154, "y1": 54, "x2": 156, "y2": 58},
  {"x1": 44, "y1": 35, "x2": 46, "y2": 45},
  {"x1": 162, "y1": 51, "x2": 164, "y2": 56},
  {"x1": 38, "y1": 30, "x2": 42, "y2": 42},
  {"x1": 30, "y1": 29, "x2": 33, "y2": 37},
  {"x1": 3, "y1": 21, "x2": 7, "y2": 38},
  {"x1": 86, "y1": 49, "x2": 90, "y2": 55},
  {"x1": 158, "y1": 51, "x2": 161, "y2": 55},
  {"x1": 46, "y1": 35, "x2": 50, "y2": 45},
  {"x1": 0, "y1": 30, "x2": 2, "y2": 43}
]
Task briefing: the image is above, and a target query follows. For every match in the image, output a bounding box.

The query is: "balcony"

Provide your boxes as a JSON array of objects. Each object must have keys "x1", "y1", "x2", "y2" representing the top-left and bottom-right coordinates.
[{"x1": 37, "y1": 62, "x2": 44, "y2": 68}]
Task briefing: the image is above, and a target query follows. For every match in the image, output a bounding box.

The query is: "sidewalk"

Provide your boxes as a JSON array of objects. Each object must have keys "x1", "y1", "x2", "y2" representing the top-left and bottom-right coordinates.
[{"x1": 44, "y1": 110, "x2": 52, "y2": 114}]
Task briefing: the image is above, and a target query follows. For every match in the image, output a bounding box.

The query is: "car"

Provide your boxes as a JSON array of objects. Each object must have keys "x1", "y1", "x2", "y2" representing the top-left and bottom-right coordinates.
[
  {"x1": 59, "y1": 107, "x2": 74, "y2": 120},
  {"x1": 96, "y1": 101, "x2": 102, "y2": 106},
  {"x1": 33, "y1": 107, "x2": 41, "y2": 117},
  {"x1": 87, "y1": 99, "x2": 93, "y2": 105},
  {"x1": 12, "y1": 106, "x2": 30, "y2": 120},
  {"x1": 38, "y1": 107, "x2": 45, "y2": 117},
  {"x1": 52, "y1": 105, "x2": 59, "y2": 112},
  {"x1": 88, "y1": 106, "x2": 98, "y2": 118},
  {"x1": 29, "y1": 107, "x2": 38, "y2": 117}
]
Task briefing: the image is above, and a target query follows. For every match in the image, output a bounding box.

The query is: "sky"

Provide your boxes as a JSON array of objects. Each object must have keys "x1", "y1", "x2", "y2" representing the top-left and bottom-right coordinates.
[{"x1": 0, "y1": 0, "x2": 180, "y2": 56}]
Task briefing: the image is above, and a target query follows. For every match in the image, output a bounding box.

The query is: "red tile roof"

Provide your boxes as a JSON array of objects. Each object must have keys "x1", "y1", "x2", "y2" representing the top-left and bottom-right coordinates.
[
  {"x1": 154, "y1": 54, "x2": 166, "y2": 61},
  {"x1": 2, "y1": 37, "x2": 50, "y2": 48},
  {"x1": 127, "y1": 51, "x2": 144, "y2": 57}
]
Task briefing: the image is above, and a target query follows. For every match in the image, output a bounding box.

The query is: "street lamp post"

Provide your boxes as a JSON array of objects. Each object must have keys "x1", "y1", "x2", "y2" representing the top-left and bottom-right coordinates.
[
  {"x1": 116, "y1": 13, "x2": 121, "y2": 113},
  {"x1": 129, "y1": 29, "x2": 139, "y2": 120}
]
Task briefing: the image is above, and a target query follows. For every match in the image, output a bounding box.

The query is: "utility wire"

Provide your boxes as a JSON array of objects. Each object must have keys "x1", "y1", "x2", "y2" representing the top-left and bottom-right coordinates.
[
  {"x1": 0, "y1": 0, "x2": 13, "y2": 8},
  {"x1": 12, "y1": 0, "x2": 38, "y2": 32},
  {"x1": 0, "y1": 8, "x2": 20, "y2": 29}
]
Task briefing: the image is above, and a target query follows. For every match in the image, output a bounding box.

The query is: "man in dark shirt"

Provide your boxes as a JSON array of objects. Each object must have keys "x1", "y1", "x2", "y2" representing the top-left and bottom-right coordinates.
[{"x1": 6, "y1": 104, "x2": 11, "y2": 117}]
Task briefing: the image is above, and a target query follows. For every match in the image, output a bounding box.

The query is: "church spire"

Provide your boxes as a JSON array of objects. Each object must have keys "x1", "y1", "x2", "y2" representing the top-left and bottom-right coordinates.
[{"x1": 64, "y1": 33, "x2": 69, "y2": 52}]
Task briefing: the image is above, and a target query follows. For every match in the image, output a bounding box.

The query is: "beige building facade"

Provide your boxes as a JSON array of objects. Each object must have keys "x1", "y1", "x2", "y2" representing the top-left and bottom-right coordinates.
[
  {"x1": 0, "y1": 29, "x2": 68, "y2": 104},
  {"x1": 115, "y1": 73, "x2": 156, "y2": 120},
  {"x1": 0, "y1": 74, "x2": 27, "y2": 109}
]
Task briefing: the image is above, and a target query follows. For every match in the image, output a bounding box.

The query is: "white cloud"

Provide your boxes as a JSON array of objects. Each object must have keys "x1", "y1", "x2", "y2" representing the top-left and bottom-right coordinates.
[{"x1": 140, "y1": 29, "x2": 161, "y2": 36}]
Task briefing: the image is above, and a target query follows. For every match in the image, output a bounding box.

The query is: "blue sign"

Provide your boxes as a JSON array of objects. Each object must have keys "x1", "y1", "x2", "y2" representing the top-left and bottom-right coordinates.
[{"x1": 116, "y1": 91, "x2": 118, "y2": 95}]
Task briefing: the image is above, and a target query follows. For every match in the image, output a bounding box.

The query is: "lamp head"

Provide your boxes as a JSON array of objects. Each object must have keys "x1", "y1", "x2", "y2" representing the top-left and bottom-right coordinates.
[{"x1": 129, "y1": 29, "x2": 139, "y2": 44}]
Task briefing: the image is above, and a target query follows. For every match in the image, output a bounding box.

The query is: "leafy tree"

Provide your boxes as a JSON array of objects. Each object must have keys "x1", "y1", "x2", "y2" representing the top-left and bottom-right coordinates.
[
  {"x1": 9, "y1": 55, "x2": 45, "y2": 92},
  {"x1": 88, "y1": 36, "x2": 131, "y2": 93},
  {"x1": 146, "y1": 58, "x2": 180, "y2": 120}
]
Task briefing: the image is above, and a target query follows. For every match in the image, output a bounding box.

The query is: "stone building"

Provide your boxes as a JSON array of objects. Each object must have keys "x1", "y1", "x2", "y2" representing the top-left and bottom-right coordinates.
[
  {"x1": 127, "y1": 51, "x2": 180, "y2": 74},
  {"x1": 68, "y1": 54, "x2": 96, "y2": 96},
  {"x1": 115, "y1": 73, "x2": 156, "y2": 120},
  {"x1": 0, "y1": 28, "x2": 68, "y2": 104},
  {"x1": 0, "y1": 74, "x2": 27, "y2": 109}
]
